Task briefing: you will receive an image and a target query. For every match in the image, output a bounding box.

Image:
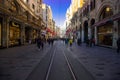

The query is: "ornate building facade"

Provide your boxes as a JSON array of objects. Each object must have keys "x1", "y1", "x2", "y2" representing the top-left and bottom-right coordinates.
[
  {"x1": 66, "y1": 0, "x2": 120, "y2": 48},
  {"x1": 0, "y1": 0, "x2": 43, "y2": 48}
]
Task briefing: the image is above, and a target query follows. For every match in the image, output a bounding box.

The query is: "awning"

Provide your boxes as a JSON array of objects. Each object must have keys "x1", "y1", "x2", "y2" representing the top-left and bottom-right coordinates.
[
  {"x1": 92, "y1": 17, "x2": 110, "y2": 27},
  {"x1": 93, "y1": 13, "x2": 120, "y2": 27},
  {"x1": 47, "y1": 28, "x2": 52, "y2": 33},
  {"x1": 66, "y1": 28, "x2": 72, "y2": 33},
  {"x1": 112, "y1": 13, "x2": 120, "y2": 21}
]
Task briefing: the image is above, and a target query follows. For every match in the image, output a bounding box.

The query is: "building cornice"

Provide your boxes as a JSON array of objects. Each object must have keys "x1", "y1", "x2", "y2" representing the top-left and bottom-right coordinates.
[{"x1": 16, "y1": 0, "x2": 39, "y2": 19}]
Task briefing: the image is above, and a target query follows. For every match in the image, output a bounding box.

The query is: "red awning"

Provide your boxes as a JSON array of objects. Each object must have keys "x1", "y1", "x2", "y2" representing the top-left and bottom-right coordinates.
[
  {"x1": 47, "y1": 28, "x2": 52, "y2": 33},
  {"x1": 66, "y1": 28, "x2": 72, "y2": 33}
]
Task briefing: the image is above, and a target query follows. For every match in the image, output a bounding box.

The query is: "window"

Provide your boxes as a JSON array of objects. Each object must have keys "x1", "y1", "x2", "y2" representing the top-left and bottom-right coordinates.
[
  {"x1": 24, "y1": 0, "x2": 29, "y2": 3},
  {"x1": 93, "y1": 0, "x2": 95, "y2": 9},
  {"x1": 26, "y1": 0, "x2": 29, "y2": 3},
  {"x1": 99, "y1": 6, "x2": 113, "y2": 20},
  {"x1": 32, "y1": 4, "x2": 35, "y2": 9}
]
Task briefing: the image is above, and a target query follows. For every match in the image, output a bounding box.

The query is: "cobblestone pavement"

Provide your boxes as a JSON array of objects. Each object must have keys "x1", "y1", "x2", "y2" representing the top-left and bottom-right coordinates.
[
  {"x1": 0, "y1": 41, "x2": 120, "y2": 80},
  {"x1": 0, "y1": 44, "x2": 51, "y2": 80},
  {"x1": 69, "y1": 43, "x2": 120, "y2": 80}
]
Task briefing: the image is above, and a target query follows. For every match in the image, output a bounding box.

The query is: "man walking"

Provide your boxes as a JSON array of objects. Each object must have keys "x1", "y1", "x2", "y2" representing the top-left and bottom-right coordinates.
[{"x1": 117, "y1": 37, "x2": 120, "y2": 53}]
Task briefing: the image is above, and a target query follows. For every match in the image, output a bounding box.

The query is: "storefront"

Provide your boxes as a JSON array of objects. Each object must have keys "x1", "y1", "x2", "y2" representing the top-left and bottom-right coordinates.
[
  {"x1": 25, "y1": 27, "x2": 32, "y2": 43},
  {"x1": 9, "y1": 21, "x2": 21, "y2": 46},
  {"x1": 98, "y1": 23, "x2": 113, "y2": 46},
  {"x1": 97, "y1": 6, "x2": 113, "y2": 46}
]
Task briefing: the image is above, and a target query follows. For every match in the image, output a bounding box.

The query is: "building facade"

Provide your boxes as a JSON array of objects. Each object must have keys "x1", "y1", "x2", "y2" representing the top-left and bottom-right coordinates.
[
  {"x1": 66, "y1": 0, "x2": 120, "y2": 48},
  {"x1": 42, "y1": 4, "x2": 55, "y2": 38},
  {"x1": 0, "y1": 0, "x2": 43, "y2": 48}
]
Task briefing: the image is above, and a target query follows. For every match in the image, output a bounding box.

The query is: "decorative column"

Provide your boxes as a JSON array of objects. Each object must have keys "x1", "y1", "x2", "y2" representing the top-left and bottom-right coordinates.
[
  {"x1": 3, "y1": 16, "x2": 10, "y2": 48},
  {"x1": 113, "y1": 21, "x2": 118, "y2": 48}
]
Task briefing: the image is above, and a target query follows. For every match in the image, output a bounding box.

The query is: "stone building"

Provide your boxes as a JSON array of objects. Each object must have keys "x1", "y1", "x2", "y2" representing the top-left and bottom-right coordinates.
[
  {"x1": 67, "y1": 0, "x2": 120, "y2": 48},
  {"x1": 42, "y1": 4, "x2": 55, "y2": 38},
  {"x1": 0, "y1": 0, "x2": 43, "y2": 48}
]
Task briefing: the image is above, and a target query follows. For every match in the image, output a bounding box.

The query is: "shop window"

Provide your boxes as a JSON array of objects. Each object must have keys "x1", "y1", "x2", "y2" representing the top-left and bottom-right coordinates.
[
  {"x1": 98, "y1": 24, "x2": 113, "y2": 46},
  {"x1": 9, "y1": 22, "x2": 20, "y2": 46},
  {"x1": 32, "y1": 4, "x2": 35, "y2": 11}
]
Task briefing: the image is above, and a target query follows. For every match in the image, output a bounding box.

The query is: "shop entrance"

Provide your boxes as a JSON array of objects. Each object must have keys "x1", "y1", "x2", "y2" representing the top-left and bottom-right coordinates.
[
  {"x1": 84, "y1": 21, "x2": 88, "y2": 42},
  {"x1": 98, "y1": 23, "x2": 113, "y2": 46},
  {"x1": 25, "y1": 27, "x2": 31, "y2": 43},
  {"x1": 98, "y1": 6, "x2": 113, "y2": 46}
]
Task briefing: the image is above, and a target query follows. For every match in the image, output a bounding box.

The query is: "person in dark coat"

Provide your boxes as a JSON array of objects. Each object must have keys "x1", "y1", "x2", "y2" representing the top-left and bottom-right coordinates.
[
  {"x1": 117, "y1": 37, "x2": 120, "y2": 53},
  {"x1": 36, "y1": 37, "x2": 41, "y2": 49},
  {"x1": 77, "y1": 38, "x2": 81, "y2": 46}
]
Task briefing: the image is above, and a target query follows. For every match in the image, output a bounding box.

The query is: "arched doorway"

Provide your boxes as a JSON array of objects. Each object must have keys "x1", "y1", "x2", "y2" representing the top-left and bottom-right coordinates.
[
  {"x1": 98, "y1": 6, "x2": 113, "y2": 46},
  {"x1": 90, "y1": 19, "x2": 95, "y2": 38},
  {"x1": 84, "y1": 21, "x2": 88, "y2": 42}
]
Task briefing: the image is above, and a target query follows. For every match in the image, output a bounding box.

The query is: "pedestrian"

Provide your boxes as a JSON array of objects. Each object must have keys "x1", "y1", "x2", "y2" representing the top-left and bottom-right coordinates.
[
  {"x1": 117, "y1": 37, "x2": 120, "y2": 53},
  {"x1": 40, "y1": 37, "x2": 44, "y2": 50},
  {"x1": 29, "y1": 39, "x2": 32, "y2": 44},
  {"x1": 69, "y1": 38, "x2": 73, "y2": 47},
  {"x1": 36, "y1": 37, "x2": 41, "y2": 50},
  {"x1": 65, "y1": 38, "x2": 69, "y2": 46},
  {"x1": 51, "y1": 38, "x2": 54, "y2": 46},
  {"x1": 89, "y1": 38, "x2": 92, "y2": 47},
  {"x1": 47, "y1": 38, "x2": 51, "y2": 45},
  {"x1": 92, "y1": 38, "x2": 95, "y2": 46},
  {"x1": 77, "y1": 38, "x2": 81, "y2": 46},
  {"x1": 86, "y1": 39, "x2": 89, "y2": 47}
]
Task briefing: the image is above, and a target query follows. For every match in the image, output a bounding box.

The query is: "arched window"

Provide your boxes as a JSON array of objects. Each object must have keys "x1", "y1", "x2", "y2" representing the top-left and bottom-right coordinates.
[{"x1": 99, "y1": 6, "x2": 113, "y2": 20}]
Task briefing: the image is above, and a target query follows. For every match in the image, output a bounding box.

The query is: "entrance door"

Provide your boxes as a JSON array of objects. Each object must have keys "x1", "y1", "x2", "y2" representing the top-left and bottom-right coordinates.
[{"x1": 84, "y1": 21, "x2": 88, "y2": 42}]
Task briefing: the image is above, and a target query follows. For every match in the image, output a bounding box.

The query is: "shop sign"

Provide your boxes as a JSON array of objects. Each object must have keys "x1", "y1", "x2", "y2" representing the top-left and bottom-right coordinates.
[{"x1": 41, "y1": 30, "x2": 46, "y2": 35}]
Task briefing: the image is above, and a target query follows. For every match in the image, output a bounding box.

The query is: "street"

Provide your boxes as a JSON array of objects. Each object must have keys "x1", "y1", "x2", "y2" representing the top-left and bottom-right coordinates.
[{"x1": 0, "y1": 41, "x2": 120, "y2": 80}]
